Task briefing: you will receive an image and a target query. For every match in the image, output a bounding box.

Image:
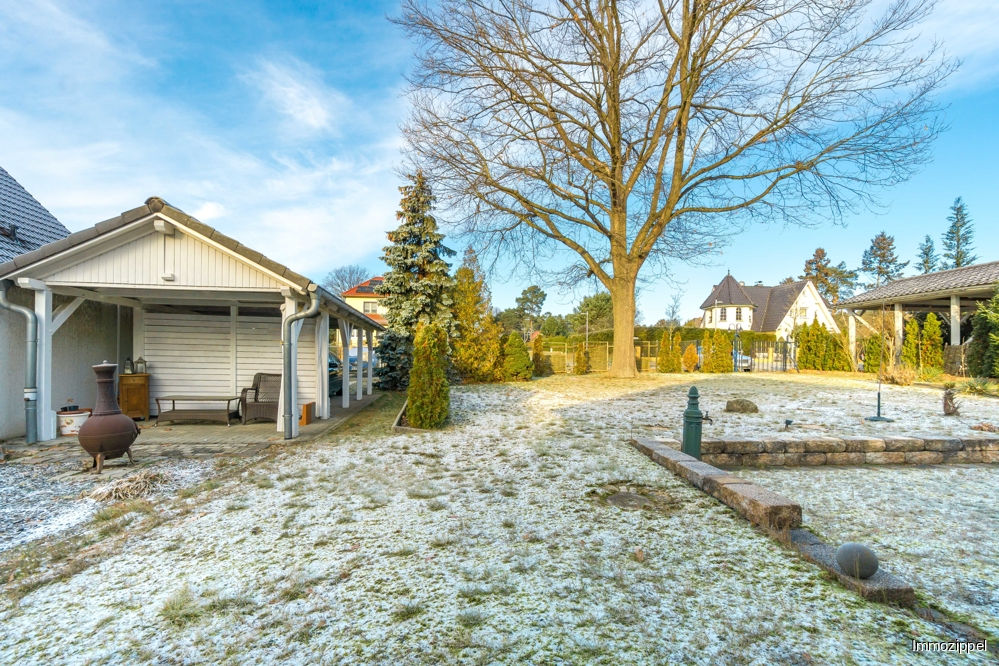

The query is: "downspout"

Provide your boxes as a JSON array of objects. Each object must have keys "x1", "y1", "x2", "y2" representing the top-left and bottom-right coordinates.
[
  {"x1": 0, "y1": 279, "x2": 38, "y2": 444},
  {"x1": 283, "y1": 284, "x2": 321, "y2": 439}
]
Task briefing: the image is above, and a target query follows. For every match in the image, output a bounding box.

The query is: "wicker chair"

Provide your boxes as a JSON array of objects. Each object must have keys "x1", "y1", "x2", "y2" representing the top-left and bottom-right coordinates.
[{"x1": 240, "y1": 373, "x2": 281, "y2": 424}]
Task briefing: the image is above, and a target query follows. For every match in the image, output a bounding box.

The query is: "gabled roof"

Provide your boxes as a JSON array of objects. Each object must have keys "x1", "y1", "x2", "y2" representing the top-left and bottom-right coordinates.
[
  {"x1": 0, "y1": 166, "x2": 71, "y2": 264},
  {"x1": 0, "y1": 196, "x2": 382, "y2": 330},
  {"x1": 839, "y1": 261, "x2": 999, "y2": 308},
  {"x1": 699, "y1": 273, "x2": 756, "y2": 309},
  {"x1": 342, "y1": 277, "x2": 385, "y2": 298},
  {"x1": 751, "y1": 281, "x2": 808, "y2": 332}
]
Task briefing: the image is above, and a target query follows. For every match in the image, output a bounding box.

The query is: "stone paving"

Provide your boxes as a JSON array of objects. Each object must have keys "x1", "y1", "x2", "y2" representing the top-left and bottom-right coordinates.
[{"x1": 0, "y1": 393, "x2": 383, "y2": 484}]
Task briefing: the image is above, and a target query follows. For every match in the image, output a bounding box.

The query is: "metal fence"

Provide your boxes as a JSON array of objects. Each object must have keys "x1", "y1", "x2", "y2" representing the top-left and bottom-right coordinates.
[{"x1": 747, "y1": 340, "x2": 797, "y2": 372}]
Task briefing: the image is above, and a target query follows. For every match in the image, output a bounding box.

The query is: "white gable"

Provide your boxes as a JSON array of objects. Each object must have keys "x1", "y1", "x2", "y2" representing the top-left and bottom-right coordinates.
[{"x1": 42, "y1": 224, "x2": 282, "y2": 290}]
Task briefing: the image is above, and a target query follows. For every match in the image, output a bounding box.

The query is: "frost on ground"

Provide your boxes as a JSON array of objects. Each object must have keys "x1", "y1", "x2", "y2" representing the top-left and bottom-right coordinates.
[
  {"x1": 0, "y1": 377, "x2": 991, "y2": 665},
  {"x1": 742, "y1": 465, "x2": 999, "y2": 638}
]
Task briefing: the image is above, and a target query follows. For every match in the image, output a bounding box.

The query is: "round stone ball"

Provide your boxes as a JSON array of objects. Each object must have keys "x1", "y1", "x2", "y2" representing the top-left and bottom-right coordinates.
[{"x1": 836, "y1": 542, "x2": 879, "y2": 579}]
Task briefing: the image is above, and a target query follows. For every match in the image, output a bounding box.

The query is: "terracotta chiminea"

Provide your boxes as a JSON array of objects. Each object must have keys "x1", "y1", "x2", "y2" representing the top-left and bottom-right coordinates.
[{"x1": 77, "y1": 362, "x2": 139, "y2": 473}]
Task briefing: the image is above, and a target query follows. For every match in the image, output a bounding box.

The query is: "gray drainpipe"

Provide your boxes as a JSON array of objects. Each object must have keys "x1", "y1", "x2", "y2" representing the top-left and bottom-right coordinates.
[
  {"x1": 283, "y1": 284, "x2": 321, "y2": 439},
  {"x1": 0, "y1": 279, "x2": 38, "y2": 444}
]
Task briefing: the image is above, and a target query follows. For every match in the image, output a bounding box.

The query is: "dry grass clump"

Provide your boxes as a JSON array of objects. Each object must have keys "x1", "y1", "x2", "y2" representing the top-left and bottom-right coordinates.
[
  {"x1": 880, "y1": 365, "x2": 916, "y2": 386},
  {"x1": 970, "y1": 422, "x2": 999, "y2": 433},
  {"x1": 160, "y1": 586, "x2": 203, "y2": 627},
  {"x1": 89, "y1": 470, "x2": 162, "y2": 501}
]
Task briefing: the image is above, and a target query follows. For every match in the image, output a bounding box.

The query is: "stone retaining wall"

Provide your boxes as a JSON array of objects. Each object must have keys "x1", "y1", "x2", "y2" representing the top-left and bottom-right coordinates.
[{"x1": 650, "y1": 435, "x2": 999, "y2": 468}]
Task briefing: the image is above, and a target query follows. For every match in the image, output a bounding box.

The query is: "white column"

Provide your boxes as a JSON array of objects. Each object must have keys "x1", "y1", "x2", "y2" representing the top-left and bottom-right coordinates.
[
  {"x1": 230, "y1": 306, "x2": 238, "y2": 394},
  {"x1": 338, "y1": 320, "x2": 351, "y2": 409},
  {"x1": 951, "y1": 295, "x2": 961, "y2": 346},
  {"x1": 848, "y1": 312, "x2": 857, "y2": 369},
  {"x1": 366, "y1": 329, "x2": 374, "y2": 395},
  {"x1": 356, "y1": 326, "x2": 363, "y2": 401},
  {"x1": 316, "y1": 313, "x2": 330, "y2": 419},
  {"x1": 894, "y1": 303, "x2": 903, "y2": 360},
  {"x1": 34, "y1": 287, "x2": 55, "y2": 441},
  {"x1": 278, "y1": 297, "x2": 302, "y2": 435}
]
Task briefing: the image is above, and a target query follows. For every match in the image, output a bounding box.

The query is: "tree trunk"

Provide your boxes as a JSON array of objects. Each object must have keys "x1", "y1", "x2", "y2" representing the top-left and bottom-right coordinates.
[{"x1": 610, "y1": 278, "x2": 638, "y2": 378}]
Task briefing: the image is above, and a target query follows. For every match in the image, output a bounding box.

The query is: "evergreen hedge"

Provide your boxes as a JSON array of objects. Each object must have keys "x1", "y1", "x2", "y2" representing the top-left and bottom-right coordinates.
[
  {"x1": 503, "y1": 334, "x2": 534, "y2": 381},
  {"x1": 407, "y1": 324, "x2": 449, "y2": 429},
  {"x1": 795, "y1": 318, "x2": 851, "y2": 371}
]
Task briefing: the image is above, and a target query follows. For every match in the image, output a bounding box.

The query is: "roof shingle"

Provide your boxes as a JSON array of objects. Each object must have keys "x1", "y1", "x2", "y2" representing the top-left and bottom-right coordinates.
[
  {"x1": 839, "y1": 262, "x2": 999, "y2": 307},
  {"x1": 0, "y1": 166, "x2": 70, "y2": 264}
]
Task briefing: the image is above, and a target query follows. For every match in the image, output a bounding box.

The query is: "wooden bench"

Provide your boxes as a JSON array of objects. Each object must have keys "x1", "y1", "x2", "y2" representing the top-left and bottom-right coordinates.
[{"x1": 155, "y1": 395, "x2": 241, "y2": 426}]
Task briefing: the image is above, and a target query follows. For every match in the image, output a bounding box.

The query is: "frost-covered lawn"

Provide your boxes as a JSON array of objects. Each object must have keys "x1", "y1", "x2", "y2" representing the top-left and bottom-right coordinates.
[
  {"x1": 742, "y1": 465, "x2": 999, "y2": 639},
  {"x1": 0, "y1": 376, "x2": 993, "y2": 664}
]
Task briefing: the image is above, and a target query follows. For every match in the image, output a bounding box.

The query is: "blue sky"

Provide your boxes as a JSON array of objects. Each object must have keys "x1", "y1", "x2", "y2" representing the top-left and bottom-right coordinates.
[{"x1": 1, "y1": 0, "x2": 998, "y2": 321}]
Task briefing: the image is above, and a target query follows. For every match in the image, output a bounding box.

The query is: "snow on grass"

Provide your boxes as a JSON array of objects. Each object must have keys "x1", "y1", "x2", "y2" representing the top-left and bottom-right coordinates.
[
  {"x1": 0, "y1": 377, "x2": 992, "y2": 664},
  {"x1": 742, "y1": 464, "x2": 999, "y2": 639}
]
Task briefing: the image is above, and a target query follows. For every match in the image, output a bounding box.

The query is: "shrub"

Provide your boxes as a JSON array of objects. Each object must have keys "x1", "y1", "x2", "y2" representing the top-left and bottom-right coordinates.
[
  {"x1": 712, "y1": 329, "x2": 733, "y2": 372},
  {"x1": 503, "y1": 334, "x2": 533, "y2": 381},
  {"x1": 863, "y1": 334, "x2": 885, "y2": 374},
  {"x1": 573, "y1": 345, "x2": 590, "y2": 374},
  {"x1": 900, "y1": 318, "x2": 920, "y2": 368},
  {"x1": 963, "y1": 377, "x2": 995, "y2": 396},
  {"x1": 407, "y1": 324, "x2": 450, "y2": 429},
  {"x1": 532, "y1": 335, "x2": 552, "y2": 376},
  {"x1": 967, "y1": 293, "x2": 999, "y2": 378},
  {"x1": 921, "y1": 313, "x2": 944, "y2": 370},
  {"x1": 881, "y1": 365, "x2": 915, "y2": 386},
  {"x1": 656, "y1": 331, "x2": 681, "y2": 373},
  {"x1": 700, "y1": 332, "x2": 713, "y2": 372},
  {"x1": 681, "y1": 343, "x2": 699, "y2": 372}
]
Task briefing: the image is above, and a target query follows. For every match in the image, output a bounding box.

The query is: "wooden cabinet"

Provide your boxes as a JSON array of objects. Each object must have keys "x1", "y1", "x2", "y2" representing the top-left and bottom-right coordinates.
[{"x1": 118, "y1": 373, "x2": 149, "y2": 421}]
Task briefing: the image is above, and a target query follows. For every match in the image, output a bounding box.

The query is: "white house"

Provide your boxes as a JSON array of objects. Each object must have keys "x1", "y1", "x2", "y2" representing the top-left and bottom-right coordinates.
[
  {"x1": 0, "y1": 196, "x2": 381, "y2": 442},
  {"x1": 699, "y1": 273, "x2": 839, "y2": 339}
]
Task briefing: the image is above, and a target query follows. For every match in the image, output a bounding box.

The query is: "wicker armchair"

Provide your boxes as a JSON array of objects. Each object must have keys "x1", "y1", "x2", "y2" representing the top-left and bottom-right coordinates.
[{"x1": 240, "y1": 373, "x2": 281, "y2": 424}]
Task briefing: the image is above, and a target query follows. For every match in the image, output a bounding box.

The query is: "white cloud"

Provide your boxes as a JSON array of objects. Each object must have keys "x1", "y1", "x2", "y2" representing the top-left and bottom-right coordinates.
[
  {"x1": 192, "y1": 201, "x2": 227, "y2": 221},
  {"x1": 242, "y1": 58, "x2": 349, "y2": 135}
]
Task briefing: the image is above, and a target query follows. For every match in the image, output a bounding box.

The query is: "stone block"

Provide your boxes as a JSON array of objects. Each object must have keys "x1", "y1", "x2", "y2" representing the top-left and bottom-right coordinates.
[
  {"x1": 942, "y1": 450, "x2": 983, "y2": 464},
  {"x1": 982, "y1": 450, "x2": 999, "y2": 464},
  {"x1": 629, "y1": 438, "x2": 696, "y2": 474},
  {"x1": 826, "y1": 452, "x2": 866, "y2": 466},
  {"x1": 919, "y1": 436, "x2": 962, "y2": 452},
  {"x1": 760, "y1": 438, "x2": 802, "y2": 453},
  {"x1": 792, "y1": 540, "x2": 915, "y2": 607},
  {"x1": 700, "y1": 474, "x2": 749, "y2": 496},
  {"x1": 741, "y1": 453, "x2": 786, "y2": 468},
  {"x1": 715, "y1": 483, "x2": 802, "y2": 530},
  {"x1": 723, "y1": 439, "x2": 765, "y2": 454},
  {"x1": 782, "y1": 438, "x2": 806, "y2": 453},
  {"x1": 700, "y1": 438, "x2": 726, "y2": 454},
  {"x1": 672, "y1": 460, "x2": 728, "y2": 489},
  {"x1": 883, "y1": 436, "x2": 924, "y2": 452},
  {"x1": 701, "y1": 453, "x2": 743, "y2": 467},
  {"x1": 840, "y1": 436, "x2": 885, "y2": 453},
  {"x1": 656, "y1": 439, "x2": 681, "y2": 451},
  {"x1": 961, "y1": 438, "x2": 999, "y2": 451},
  {"x1": 865, "y1": 452, "x2": 905, "y2": 465},
  {"x1": 803, "y1": 438, "x2": 846, "y2": 453},
  {"x1": 783, "y1": 452, "x2": 827, "y2": 466},
  {"x1": 904, "y1": 451, "x2": 944, "y2": 465}
]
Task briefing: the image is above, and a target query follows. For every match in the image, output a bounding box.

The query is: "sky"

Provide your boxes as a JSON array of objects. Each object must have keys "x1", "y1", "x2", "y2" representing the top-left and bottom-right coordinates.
[{"x1": 1, "y1": 0, "x2": 998, "y2": 322}]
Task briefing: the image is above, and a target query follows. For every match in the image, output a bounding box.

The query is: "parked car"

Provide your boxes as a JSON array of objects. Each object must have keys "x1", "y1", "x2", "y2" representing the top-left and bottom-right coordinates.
[
  {"x1": 329, "y1": 353, "x2": 344, "y2": 396},
  {"x1": 734, "y1": 352, "x2": 752, "y2": 371}
]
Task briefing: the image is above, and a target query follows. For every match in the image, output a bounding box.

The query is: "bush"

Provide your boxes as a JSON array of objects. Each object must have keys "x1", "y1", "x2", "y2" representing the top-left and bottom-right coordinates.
[
  {"x1": 863, "y1": 334, "x2": 885, "y2": 373},
  {"x1": 881, "y1": 365, "x2": 915, "y2": 386},
  {"x1": 407, "y1": 324, "x2": 450, "y2": 429},
  {"x1": 901, "y1": 318, "x2": 920, "y2": 368},
  {"x1": 573, "y1": 345, "x2": 590, "y2": 374},
  {"x1": 963, "y1": 376, "x2": 996, "y2": 396},
  {"x1": 532, "y1": 335, "x2": 552, "y2": 376},
  {"x1": 503, "y1": 334, "x2": 533, "y2": 381},
  {"x1": 681, "y1": 343, "x2": 699, "y2": 372},
  {"x1": 657, "y1": 331, "x2": 682, "y2": 373},
  {"x1": 712, "y1": 329, "x2": 733, "y2": 372},
  {"x1": 967, "y1": 293, "x2": 999, "y2": 378},
  {"x1": 921, "y1": 313, "x2": 944, "y2": 370}
]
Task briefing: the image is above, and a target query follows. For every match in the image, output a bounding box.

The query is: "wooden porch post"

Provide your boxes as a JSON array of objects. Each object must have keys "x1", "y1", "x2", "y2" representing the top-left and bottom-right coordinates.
[
  {"x1": 338, "y1": 320, "x2": 351, "y2": 409},
  {"x1": 848, "y1": 312, "x2": 857, "y2": 369},
  {"x1": 356, "y1": 326, "x2": 363, "y2": 401},
  {"x1": 366, "y1": 329, "x2": 374, "y2": 395},
  {"x1": 951, "y1": 295, "x2": 961, "y2": 346},
  {"x1": 316, "y1": 313, "x2": 330, "y2": 419}
]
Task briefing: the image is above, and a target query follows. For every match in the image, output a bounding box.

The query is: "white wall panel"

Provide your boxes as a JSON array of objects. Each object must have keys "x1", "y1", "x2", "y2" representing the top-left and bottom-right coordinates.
[{"x1": 144, "y1": 312, "x2": 231, "y2": 414}]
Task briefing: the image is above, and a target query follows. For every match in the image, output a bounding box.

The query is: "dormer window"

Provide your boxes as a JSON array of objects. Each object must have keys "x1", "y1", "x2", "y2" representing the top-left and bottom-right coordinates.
[{"x1": 735, "y1": 307, "x2": 742, "y2": 322}]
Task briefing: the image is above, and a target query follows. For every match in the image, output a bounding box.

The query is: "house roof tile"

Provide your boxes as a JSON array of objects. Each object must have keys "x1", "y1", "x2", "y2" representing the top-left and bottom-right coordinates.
[
  {"x1": 342, "y1": 277, "x2": 386, "y2": 298},
  {"x1": 699, "y1": 274, "x2": 756, "y2": 308},
  {"x1": 0, "y1": 166, "x2": 71, "y2": 264},
  {"x1": 839, "y1": 261, "x2": 999, "y2": 307}
]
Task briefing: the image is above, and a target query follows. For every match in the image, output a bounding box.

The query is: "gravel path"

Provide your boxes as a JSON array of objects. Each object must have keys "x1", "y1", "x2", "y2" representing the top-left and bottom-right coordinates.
[
  {"x1": 0, "y1": 378, "x2": 990, "y2": 664},
  {"x1": 742, "y1": 464, "x2": 999, "y2": 638}
]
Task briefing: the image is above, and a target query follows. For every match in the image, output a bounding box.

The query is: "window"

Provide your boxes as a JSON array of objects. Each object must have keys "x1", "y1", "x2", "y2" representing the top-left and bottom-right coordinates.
[
  {"x1": 363, "y1": 301, "x2": 378, "y2": 313},
  {"x1": 707, "y1": 310, "x2": 712, "y2": 324},
  {"x1": 798, "y1": 307, "x2": 807, "y2": 319},
  {"x1": 735, "y1": 307, "x2": 742, "y2": 322},
  {"x1": 719, "y1": 308, "x2": 727, "y2": 322}
]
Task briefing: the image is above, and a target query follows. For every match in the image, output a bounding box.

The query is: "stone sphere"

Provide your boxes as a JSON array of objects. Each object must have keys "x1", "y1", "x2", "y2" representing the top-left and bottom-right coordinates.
[{"x1": 836, "y1": 542, "x2": 879, "y2": 579}]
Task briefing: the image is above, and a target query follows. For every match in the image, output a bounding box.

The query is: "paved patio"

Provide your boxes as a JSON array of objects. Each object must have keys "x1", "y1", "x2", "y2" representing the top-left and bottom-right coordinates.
[{"x1": 0, "y1": 392, "x2": 383, "y2": 481}]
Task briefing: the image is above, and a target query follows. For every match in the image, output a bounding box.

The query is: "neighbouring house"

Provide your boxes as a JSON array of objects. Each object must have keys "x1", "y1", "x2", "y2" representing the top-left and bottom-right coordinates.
[
  {"x1": 0, "y1": 166, "x2": 124, "y2": 441},
  {"x1": 699, "y1": 273, "x2": 839, "y2": 339},
  {"x1": 341, "y1": 277, "x2": 387, "y2": 327},
  {"x1": 0, "y1": 195, "x2": 382, "y2": 442}
]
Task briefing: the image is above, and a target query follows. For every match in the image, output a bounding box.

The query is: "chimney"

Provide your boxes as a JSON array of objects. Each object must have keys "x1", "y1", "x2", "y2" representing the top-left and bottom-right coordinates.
[
  {"x1": 755, "y1": 281, "x2": 763, "y2": 286},
  {"x1": 739, "y1": 281, "x2": 745, "y2": 286}
]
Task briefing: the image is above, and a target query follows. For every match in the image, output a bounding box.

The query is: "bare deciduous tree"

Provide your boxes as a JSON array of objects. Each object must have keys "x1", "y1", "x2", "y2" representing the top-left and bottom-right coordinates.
[
  {"x1": 397, "y1": 0, "x2": 951, "y2": 376},
  {"x1": 322, "y1": 264, "x2": 372, "y2": 296}
]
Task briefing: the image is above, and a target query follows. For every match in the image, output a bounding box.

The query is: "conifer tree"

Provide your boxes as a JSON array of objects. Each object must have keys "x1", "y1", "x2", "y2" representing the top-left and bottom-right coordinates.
[
  {"x1": 682, "y1": 343, "x2": 699, "y2": 372},
  {"x1": 941, "y1": 197, "x2": 977, "y2": 269},
  {"x1": 916, "y1": 235, "x2": 938, "y2": 274},
  {"x1": 863, "y1": 334, "x2": 885, "y2": 374},
  {"x1": 503, "y1": 334, "x2": 534, "y2": 380},
  {"x1": 407, "y1": 323, "x2": 450, "y2": 429},
  {"x1": 800, "y1": 248, "x2": 857, "y2": 303},
  {"x1": 967, "y1": 294, "x2": 999, "y2": 378},
  {"x1": 657, "y1": 331, "x2": 682, "y2": 373},
  {"x1": 700, "y1": 331, "x2": 714, "y2": 373},
  {"x1": 920, "y1": 313, "x2": 943, "y2": 370},
  {"x1": 860, "y1": 231, "x2": 908, "y2": 289},
  {"x1": 451, "y1": 247, "x2": 503, "y2": 382},
  {"x1": 572, "y1": 345, "x2": 590, "y2": 375},
  {"x1": 713, "y1": 329, "x2": 733, "y2": 372},
  {"x1": 900, "y1": 318, "x2": 920, "y2": 368},
  {"x1": 377, "y1": 171, "x2": 456, "y2": 390}
]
